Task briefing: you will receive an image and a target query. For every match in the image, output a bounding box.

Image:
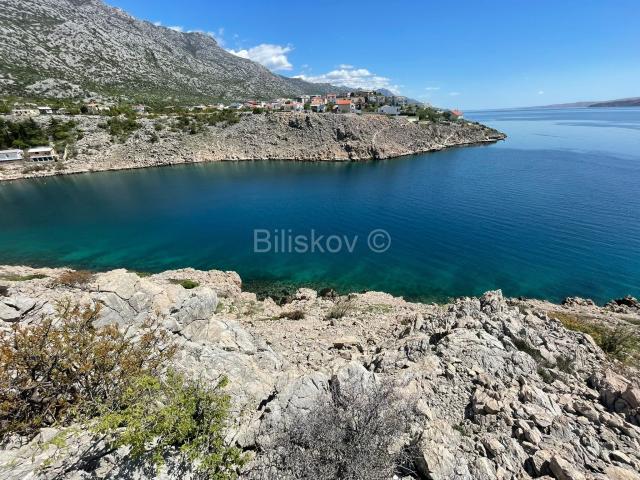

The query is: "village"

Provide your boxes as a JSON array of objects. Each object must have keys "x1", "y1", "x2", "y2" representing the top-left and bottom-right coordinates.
[{"x1": 0, "y1": 90, "x2": 464, "y2": 166}]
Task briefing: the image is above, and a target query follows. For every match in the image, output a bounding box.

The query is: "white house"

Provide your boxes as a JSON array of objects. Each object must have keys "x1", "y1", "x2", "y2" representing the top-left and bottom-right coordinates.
[
  {"x1": 11, "y1": 107, "x2": 39, "y2": 116},
  {"x1": 378, "y1": 105, "x2": 401, "y2": 116},
  {"x1": 0, "y1": 149, "x2": 24, "y2": 162},
  {"x1": 37, "y1": 106, "x2": 54, "y2": 115},
  {"x1": 27, "y1": 147, "x2": 58, "y2": 162}
]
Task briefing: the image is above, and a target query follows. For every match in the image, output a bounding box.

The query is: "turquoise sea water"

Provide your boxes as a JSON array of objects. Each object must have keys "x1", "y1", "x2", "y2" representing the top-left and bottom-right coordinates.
[{"x1": 0, "y1": 108, "x2": 639, "y2": 303}]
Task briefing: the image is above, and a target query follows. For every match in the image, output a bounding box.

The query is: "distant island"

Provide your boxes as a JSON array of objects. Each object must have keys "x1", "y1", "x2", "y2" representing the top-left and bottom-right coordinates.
[{"x1": 540, "y1": 97, "x2": 640, "y2": 109}]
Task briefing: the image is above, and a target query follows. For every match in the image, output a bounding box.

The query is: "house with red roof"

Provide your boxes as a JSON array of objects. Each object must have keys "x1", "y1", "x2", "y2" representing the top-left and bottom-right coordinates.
[{"x1": 334, "y1": 99, "x2": 355, "y2": 114}]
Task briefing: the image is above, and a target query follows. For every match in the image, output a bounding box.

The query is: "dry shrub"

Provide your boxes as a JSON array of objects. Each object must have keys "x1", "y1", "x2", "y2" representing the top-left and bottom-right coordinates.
[
  {"x1": 56, "y1": 270, "x2": 94, "y2": 287},
  {"x1": 0, "y1": 301, "x2": 175, "y2": 439},
  {"x1": 553, "y1": 311, "x2": 640, "y2": 363},
  {"x1": 325, "y1": 299, "x2": 353, "y2": 320},
  {"x1": 278, "y1": 309, "x2": 305, "y2": 320},
  {"x1": 254, "y1": 380, "x2": 415, "y2": 480}
]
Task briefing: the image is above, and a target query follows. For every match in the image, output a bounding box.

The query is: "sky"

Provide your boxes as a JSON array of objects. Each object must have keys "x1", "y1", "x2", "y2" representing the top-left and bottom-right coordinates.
[{"x1": 107, "y1": 0, "x2": 640, "y2": 110}]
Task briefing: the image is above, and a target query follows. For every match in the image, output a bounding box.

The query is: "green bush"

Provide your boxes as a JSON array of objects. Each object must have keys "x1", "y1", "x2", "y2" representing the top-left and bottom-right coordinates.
[
  {"x1": 107, "y1": 115, "x2": 140, "y2": 141},
  {"x1": 96, "y1": 371, "x2": 245, "y2": 478},
  {"x1": 0, "y1": 117, "x2": 81, "y2": 150},
  {"x1": 170, "y1": 279, "x2": 200, "y2": 289},
  {"x1": 0, "y1": 117, "x2": 48, "y2": 149},
  {"x1": 0, "y1": 302, "x2": 175, "y2": 439}
]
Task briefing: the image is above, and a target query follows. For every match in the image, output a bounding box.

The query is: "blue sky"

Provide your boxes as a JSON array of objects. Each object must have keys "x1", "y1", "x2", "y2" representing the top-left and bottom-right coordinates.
[{"x1": 108, "y1": 0, "x2": 640, "y2": 110}]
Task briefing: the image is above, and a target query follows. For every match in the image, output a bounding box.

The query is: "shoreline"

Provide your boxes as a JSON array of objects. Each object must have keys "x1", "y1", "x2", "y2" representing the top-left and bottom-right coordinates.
[
  {"x1": 0, "y1": 112, "x2": 506, "y2": 183},
  {"x1": 0, "y1": 263, "x2": 635, "y2": 311},
  {"x1": 1, "y1": 265, "x2": 639, "y2": 479}
]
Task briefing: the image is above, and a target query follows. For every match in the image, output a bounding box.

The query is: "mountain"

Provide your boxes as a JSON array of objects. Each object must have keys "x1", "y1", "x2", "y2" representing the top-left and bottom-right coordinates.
[
  {"x1": 589, "y1": 97, "x2": 640, "y2": 107},
  {"x1": 0, "y1": 0, "x2": 342, "y2": 103},
  {"x1": 539, "y1": 97, "x2": 640, "y2": 109}
]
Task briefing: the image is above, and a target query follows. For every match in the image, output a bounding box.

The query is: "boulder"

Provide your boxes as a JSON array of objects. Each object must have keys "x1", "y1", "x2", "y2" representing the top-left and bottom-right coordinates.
[{"x1": 549, "y1": 455, "x2": 586, "y2": 480}]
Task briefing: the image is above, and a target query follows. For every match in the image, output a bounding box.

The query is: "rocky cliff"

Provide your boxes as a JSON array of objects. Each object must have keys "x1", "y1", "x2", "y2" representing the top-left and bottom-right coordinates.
[
  {"x1": 0, "y1": 0, "x2": 339, "y2": 102},
  {"x1": 0, "y1": 265, "x2": 638, "y2": 479},
  {"x1": 0, "y1": 112, "x2": 506, "y2": 182}
]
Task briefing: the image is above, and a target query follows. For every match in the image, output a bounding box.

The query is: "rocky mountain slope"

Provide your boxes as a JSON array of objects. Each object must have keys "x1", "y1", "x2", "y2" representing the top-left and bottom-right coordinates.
[
  {"x1": 0, "y1": 265, "x2": 639, "y2": 479},
  {"x1": 0, "y1": 112, "x2": 506, "y2": 182},
  {"x1": 0, "y1": 0, "x2": 340, "y2": 102}
]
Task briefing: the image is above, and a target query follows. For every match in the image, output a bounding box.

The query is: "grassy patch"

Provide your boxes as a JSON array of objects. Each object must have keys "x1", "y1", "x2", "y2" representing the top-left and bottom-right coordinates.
[
  {"x1": 130, "y1": 270, "x2": 152, "y2": 278},
  {"x1": 552, "y1": 311, "x2": 640, "y2": 363},
  {"x1": 0, "y1": 273, "x2": 47, "y2": 281},
  {"x1": 362, "y1": 304, "x2": 394, "y2": 314},
  {"x1": 325, "y1": 300, "x2": 353, "y2": 320},
  {"x1": 169, "y1": 278, "x2": 199, "y2": 289}
]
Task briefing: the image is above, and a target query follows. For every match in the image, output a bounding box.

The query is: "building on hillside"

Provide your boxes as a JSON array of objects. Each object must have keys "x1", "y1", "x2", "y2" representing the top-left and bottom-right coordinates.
[
  {"x1": 311, "y1": 101, "x2": 326, "y2": 113},
  {"x1": 451, "y1": 109, "x2": 464, "y2": 119},
  {"x1": 11, "y1": 107, "x2": 39, "y2": 116},
  {"x1": 296, "y1": 95, "x2": 311, "y2": 105},
  {"x1": 0, "y1": 149, "x2": 24, "y2": 163},
  {"x1": 334, "y1": 99, "x2": 355, "y2": 113},
  {"x1": 133, "y1": 104, "x2": 146, "y2": 114},
  {"x1": 378, "y1": 105, "x2": 401, "y2": 116},
  {"x1": 283, "y1": 102, "x2": 304, "y2": 112},
  {"x1": 27, "y1": 147, "x2": 58, "y2": 162},
  {"x1": 326, "y1": 93, "x2": 337, "y2": 104},
  {"x1": 37, "y1": 106, "x2": 53, "y2": 115},
  {"x1": 85, "y1": 102, "x2": 111, "y2": 114},
  {"x1": 391, "y1": 96, "x2": 407, "y2": 107}
]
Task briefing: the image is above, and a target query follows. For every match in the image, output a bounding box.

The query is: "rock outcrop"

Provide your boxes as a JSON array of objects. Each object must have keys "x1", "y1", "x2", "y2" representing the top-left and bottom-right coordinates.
[
  {"x1": 0, "y1": 266, "x2": 638, "y2": 479},
  {"x1": 0, "y1": 112, "x2": 505, "y2": 182}
]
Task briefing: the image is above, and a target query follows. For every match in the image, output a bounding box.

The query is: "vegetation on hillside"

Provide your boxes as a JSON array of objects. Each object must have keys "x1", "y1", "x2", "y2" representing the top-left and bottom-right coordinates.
[
  {"x1": 169, "y1": 110, "x2": 240, "y2": 134},
  {"x1": 255, "y1": 381, "x2": 415, "y2": 479},
  {"x1": 0, "y1": 117, "x2": 81, "y2": 151},
  {"x1": 96, "y1": 371, "x2": 245, "y2": 477},
  {"x1": 553, "y1": 311, "x2": 640, "y2": 364},
  {"x1": 0, "y1": 302, "x2": 243, "y2": 478}
]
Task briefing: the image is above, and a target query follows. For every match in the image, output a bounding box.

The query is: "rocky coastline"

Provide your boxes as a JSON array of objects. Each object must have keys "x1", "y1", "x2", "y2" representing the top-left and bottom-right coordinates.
[
  {"x1": 0, "y1": 112, "x2": 506, "y2": 183},
  {"x1": 0, "y1": 265, "x2": 638, "y2": 479}
]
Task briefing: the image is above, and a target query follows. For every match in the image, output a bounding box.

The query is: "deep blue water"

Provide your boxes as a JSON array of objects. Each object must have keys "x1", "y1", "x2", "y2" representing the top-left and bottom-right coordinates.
[{"x1": 1, "y1": 108, "x2": 639, "y2": 303}]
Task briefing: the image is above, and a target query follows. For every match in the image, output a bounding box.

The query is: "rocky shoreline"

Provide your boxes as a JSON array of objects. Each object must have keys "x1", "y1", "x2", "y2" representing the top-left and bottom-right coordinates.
[
  {"x1": 0, "y1": 112, "x2": 506, "y2": 182},
  {"x1": 0, "y1": 265, "x2": 638, "y2": 479}
]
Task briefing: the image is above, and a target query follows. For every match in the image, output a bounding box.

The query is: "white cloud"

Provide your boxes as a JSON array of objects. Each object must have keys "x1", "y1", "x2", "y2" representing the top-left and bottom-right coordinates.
[
  {"x1": 425, "y1": 86, "x2": 440, "y2": 91},
  {"x1": 153, "y1": 21, "x2": 162, "y2": 26},
  {"x1": 168, "y1": 25, "x2": 184, "y2": 32},
  {"x1": 228, "y1": 44, "x2": 293, "y2": 71},
  {"x1": 538, "y1": 90, "x2": 545, "y2": 95},
  {"x1": 294, "y1": 66, "x2": 399, "y2": 92},
  {"x1": 449, "y1": 91, "x2": 461, "y2": 96},
  {"x1": 208, "y1": 27, "x2": 225, "y2": 46}
]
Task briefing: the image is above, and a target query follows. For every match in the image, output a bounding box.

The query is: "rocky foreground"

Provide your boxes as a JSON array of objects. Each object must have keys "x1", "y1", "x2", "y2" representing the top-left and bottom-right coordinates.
[
  {"x1": 0, "y1": 266, "x2": 638, "y2": 479},
  {"x1": 0, "y1": 112, "x2": 505, "y2": 182}
]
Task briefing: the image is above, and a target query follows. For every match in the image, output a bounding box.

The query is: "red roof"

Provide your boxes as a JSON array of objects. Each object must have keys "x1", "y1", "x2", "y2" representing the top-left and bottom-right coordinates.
[
  {"x1": 451, "y1": 109, "x2": 463, "y2": 116},
  {"x1": 336, "y1": 99, "x2": 351, "y2": 105}
]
